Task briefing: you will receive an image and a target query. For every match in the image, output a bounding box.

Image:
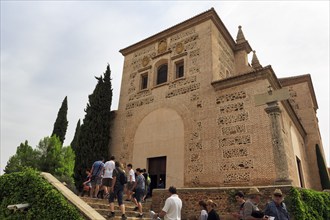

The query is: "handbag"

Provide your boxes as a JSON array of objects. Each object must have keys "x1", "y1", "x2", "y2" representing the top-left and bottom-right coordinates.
[{"x1": 251, "y1": 210, "x2": 264, "y2": 218}]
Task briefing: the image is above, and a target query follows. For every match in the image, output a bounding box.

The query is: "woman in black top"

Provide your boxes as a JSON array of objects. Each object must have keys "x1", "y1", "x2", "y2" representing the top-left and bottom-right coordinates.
[{"x1": 206, "y1": 199, "x2": 220, "y2": 220}]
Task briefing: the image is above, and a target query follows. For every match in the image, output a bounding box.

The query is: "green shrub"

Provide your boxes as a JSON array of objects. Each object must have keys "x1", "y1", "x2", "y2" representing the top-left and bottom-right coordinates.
[
  {"x1": 0, "y1": 168, "x2": 83, "y2": 220},
  {"x1": 286, "y1": 188, "x2": 330, "y2": 220}
]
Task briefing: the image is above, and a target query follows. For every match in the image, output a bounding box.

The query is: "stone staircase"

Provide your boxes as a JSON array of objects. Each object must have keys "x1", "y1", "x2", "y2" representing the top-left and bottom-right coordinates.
[{"x1": 81, "y1": 196, "x2": 153, "y2": 220}]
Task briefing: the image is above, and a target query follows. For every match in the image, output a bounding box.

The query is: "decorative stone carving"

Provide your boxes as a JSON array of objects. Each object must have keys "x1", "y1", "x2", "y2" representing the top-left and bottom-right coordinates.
[
  {"x1": 158, "y1": 40, "x2": 167, "y2": 53},
  {"x1": 189, "y1": 49, "x2": 200, "y2": 58},
  {"x1": 217, "y1": 112, "x2": 249, "y2": 125},
  {"x1": 185, "y1": 41, "x2": 197, "y2": 50},
  {"x1": 189, "y1": 67, "x2": 200, "y2": 75},
  {"x1": 168, "y1": 76, "x2": 196, "y2": 89},
  {"x1": 165, "y1": 83, "x2": 200, "y2": 98},
  {"x1": 188, "y1": 164, "x2": 203, "y2": 174},
  {"x1": 216, "y1": 91, "x2": 247, "y2": 104},
  {"x1": 224, "y1": 172, "x2": 250, "y2": 183},
  {"x1": 183, "y1": 34, "x2": 199, "y2": 44},
  {"x1": 175, "y1": 42, "x2": 184, "y2": 54},
  {"x1": 219, "y1": 102, "x2": 244, "y2": 114},
  {"x1": 126, "y1": 110, "x2": 133, "y2": 117},
  {"x1": 223, "y1": 147, "x2": 248, "y2": 158},
  {"x1": 129, "y1": 90, "x2": 152, "y2": 101},
  {"x1": 129, "y1": 72, "x2": 137, "y2": 79},
  {"x1": 219, "y1": 135, "x2": 251, "y2": 148},
  {"x1": 190, "y1": 92, "x2": 200, "y2": 101},
  {"x1": 190, "y1": 153, "x2": 200, "y2": 162},
  {"x1": 142, "y1": 56, "x2": 149, "y2": 67},
  {"x1": 170, "y1": 27, "x2": 195, "y2": 43},
  {"x1": 125, "y1": 96, "x2": 154, "y2": 110},
  {"x1": 222, "y1": 124, "x2": 246, "y2": 135},
  {"x1": 219, "y1": 159, "x2": 253, "y2": 171}
]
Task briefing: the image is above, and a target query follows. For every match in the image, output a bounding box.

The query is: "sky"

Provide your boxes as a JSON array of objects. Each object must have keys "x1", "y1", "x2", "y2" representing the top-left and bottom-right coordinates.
[{"x1": 1, "y1": 1, "x2": 329, "y2": 174}]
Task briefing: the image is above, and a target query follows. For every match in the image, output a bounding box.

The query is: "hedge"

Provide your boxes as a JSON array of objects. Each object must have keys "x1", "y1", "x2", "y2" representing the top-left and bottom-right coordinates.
[
  {"x1": 0, "y1": 168, "x2": 84, "y2": 220},
  {"x1": 286, "y1": 187, "x2": 330, "y2": 220}
]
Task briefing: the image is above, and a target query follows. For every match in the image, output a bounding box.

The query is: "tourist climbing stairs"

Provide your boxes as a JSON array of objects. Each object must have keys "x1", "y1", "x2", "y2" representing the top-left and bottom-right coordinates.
[{"x1": 81, "y1": 197, "x2": 153, "y2": 220}]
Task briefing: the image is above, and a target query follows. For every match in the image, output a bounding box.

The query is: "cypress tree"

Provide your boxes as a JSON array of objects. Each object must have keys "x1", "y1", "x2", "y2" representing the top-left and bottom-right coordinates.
[
  {"x1": 51, "y1": 96, "x2": 68, "y2": 144},
  {"x1": 74, "y1": 65, "x2": 113, "y2": 190},
  {"x1": 316, "y1": 144, "x2": 330, "y2": 189},
  {"x1": 70, "y1": 119, "x2": 81, "y2": 152}
]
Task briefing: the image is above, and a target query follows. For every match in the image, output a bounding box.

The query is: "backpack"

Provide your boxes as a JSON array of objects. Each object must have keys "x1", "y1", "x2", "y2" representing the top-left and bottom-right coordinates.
[{"x1": 116, "y1": 168, "x2": 127, "y2": 185}]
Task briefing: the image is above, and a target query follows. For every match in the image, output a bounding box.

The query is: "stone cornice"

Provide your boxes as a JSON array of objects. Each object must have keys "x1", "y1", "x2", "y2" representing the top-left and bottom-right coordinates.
[
  {"x1": 279, "y1": 74, "x2": 318, "y2": 110},
  {"x1": 119, "y1": 8, "x2": 236, "y2": 56},
  {"x1": 211, "y1": 66, "x2": 307, "y2": 138}
]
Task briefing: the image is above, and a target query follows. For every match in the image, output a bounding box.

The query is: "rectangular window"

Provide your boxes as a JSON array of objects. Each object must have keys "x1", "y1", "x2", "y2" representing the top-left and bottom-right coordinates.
[
  {"x1": 296, "y1": 156, "x2": 305, "y2": 187},
  {"x1": 157, "y1": 64, "x2": 168, "y2": 85},
  {"x1": 141, "y1": 73, "x2": 148, "y2": 90},
  {"x1": 175, "y1": 61, "x2": 184, "y2": 79}
]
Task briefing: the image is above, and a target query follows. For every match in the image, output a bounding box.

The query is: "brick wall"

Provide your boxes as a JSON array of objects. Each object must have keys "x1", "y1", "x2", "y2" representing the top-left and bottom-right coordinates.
[{"x1": 151, "y1": 185, "x2": 293, "y2": 220}]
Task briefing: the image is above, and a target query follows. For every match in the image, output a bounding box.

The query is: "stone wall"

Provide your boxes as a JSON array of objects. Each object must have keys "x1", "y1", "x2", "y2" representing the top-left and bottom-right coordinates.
[{"x1": 151, "y1": 185, "x2": 293, "y2": 220}]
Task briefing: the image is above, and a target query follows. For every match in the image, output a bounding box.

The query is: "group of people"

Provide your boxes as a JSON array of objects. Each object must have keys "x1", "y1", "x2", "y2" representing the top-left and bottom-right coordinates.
[
  {"x1": 151, "y1": 186, "x2": 289, "y2": 220},
  {"x1": 197, "y1": 187, "x2": 289, "y2": 220},
  {"x1": 81, "y1": 156, "x2": 151, "y2": 219},
  {"x1": 82, "y1": 157, "x2": 290, "y2": 220}
]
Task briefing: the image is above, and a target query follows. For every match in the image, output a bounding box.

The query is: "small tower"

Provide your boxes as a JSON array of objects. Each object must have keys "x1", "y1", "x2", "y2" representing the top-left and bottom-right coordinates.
[
  {"x1": 251, "y1": 50, "x2": 263, "y2": 69},
  {"x1": 234, "y1": 26, "x2": 253, "y2": 74}
]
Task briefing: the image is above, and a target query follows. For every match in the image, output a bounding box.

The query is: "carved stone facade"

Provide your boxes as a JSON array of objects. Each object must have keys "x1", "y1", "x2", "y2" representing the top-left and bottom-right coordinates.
[{"x1": 110, "y1": 8, "x2": 327, "y2": 190}]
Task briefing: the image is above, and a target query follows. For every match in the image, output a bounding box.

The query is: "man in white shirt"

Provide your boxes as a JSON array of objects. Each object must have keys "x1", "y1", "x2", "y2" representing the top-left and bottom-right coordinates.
[
  {"x1": 125, "y1": 163, "x2": 135, "y2": 201},
  {"x1": 154, "y1": 186, "x2": 182, "y2": 220},
  {"x1": 102, "y1": 156, "x2": 115, "y2": 197}
]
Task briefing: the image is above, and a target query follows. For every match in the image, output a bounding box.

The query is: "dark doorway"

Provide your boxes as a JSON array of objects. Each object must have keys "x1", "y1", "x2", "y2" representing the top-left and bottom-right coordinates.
[{"x1": 148, "y1": 156, "x2": 166, "y2": 196}]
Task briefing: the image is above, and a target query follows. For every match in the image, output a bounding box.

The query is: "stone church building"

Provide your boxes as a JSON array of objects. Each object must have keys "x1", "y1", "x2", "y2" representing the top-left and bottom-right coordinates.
[{"x1": 110, "y1": 8, "x2": 328, "y2": 191}]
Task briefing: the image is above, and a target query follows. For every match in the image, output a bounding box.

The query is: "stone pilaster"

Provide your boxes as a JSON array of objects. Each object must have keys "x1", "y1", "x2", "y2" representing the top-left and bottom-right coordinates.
[{"x1": 265, "y1": 101, "x2": 293, "y2": 185}]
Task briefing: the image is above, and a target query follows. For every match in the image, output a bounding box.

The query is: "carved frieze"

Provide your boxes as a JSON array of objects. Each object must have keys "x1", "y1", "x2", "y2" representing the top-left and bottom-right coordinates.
[
  {"x1": 125, "y1": 96, "x2": 154, "y2": 110},
  {"x1": 170, "y1": 27, "x2": 196, "y2": 43},
  {"x1": 168, "y1": 76, "x2": 196, "y2": 89},
  {"x1": 128, "y1": 90, "x2": 152, "y2": 101},
  {"x1": 188, "y1": 163, "x2": 203, "y2": 174},
  {"x1": 189, "y1": 67, "x2": 200, "y2": 75},
  {"x1": 219, "y1": 135, "x2": 251, "y2": 147},
  {"x1": 216, "y1": 91, "x2": 247, "y2": 104},
  {"x1": 189, "y1": 49, "x2": 200, "y2": 58},
  {"x1": 165, "y1": 83, "x2": 200, "y2": 98},
  {"x1": 222, "y1": 124, "x2": 246, "y2": 135},
  {"x1": 190, "y1": 92, "x2": 200, "y2": 101},
  {"x1": 219, "y1": 159, "x2": 253, "y2": 171},
  {"x1": 224, "y1": 172, "x2": 250, "y2": 183},
  {"x1": 223, "y1": 147, "x2": 248, "y2": 158},
  {"x1": 219, "y1": 102, "x2": 244, "y2": 114},
  {"x1": 217, "y1": 112, "x2": 249, "y2": 125}
]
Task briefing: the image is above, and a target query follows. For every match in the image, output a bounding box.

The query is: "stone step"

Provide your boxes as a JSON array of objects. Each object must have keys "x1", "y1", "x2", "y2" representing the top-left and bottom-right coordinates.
[
  {"x1": 80, "y1": 196, "x2": 153, "y2": 220},
  {"x1": 88, "y1": 203, "x2": 151, "y2": 211},
  {"x1": 97, "y1": 209, "x2": 152, "y2": 220}
]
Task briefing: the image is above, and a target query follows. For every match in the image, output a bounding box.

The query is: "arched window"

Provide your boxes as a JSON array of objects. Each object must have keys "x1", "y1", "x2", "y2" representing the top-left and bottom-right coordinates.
[{"x1": 157, "y1": 64, "x2": 168, "y2": 85}]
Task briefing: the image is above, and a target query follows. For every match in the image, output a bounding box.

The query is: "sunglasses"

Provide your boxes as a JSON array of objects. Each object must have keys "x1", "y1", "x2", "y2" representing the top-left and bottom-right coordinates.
[{"x1": 274, "y1": 194, "x2": 282, "y2": 197}]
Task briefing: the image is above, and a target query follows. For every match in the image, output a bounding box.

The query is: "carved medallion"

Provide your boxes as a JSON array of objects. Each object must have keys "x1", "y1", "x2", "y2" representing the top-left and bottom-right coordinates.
[
  {"x1": 158, "y1": 40, "x2": 167, "y2": 53},
  {"x1": 142, "y1": 56, "x2": 149, "y2": 67},
  {"x1": 176, "y1": 42, "x2": 184, "y2": 54}
]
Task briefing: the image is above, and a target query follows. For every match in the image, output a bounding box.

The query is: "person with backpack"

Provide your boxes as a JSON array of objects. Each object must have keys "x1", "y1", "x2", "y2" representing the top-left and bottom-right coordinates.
[
  {"x1": 132, "y1": 168, "x2": 145, "y2": 218},
  {"x1": 142, "y1": 168, "x2": 151, "y2": 201},
  {"x1": 108, "y1": 161, "x2": 127, "y2": 220}
]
